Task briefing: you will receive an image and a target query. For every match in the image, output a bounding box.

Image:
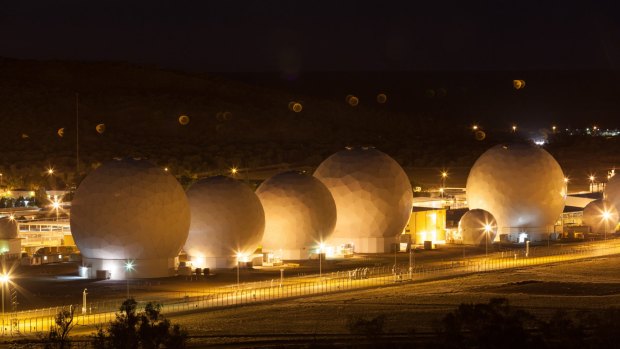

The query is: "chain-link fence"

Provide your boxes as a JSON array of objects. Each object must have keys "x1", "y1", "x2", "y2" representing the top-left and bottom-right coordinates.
[{"x1": 3, "y1": 239, "x2": 620, "y2": 337}]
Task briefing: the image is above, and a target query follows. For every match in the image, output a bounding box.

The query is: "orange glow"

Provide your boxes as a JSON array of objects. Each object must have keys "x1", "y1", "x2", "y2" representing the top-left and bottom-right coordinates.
[
  {"x1": 346, "y1": 95, "x2": 359, "y2": 107},
  {"x1": 376, "y1": 93, "x2": 387, "y2": 104},
  {"x1": 96, "y1": 123, "x2": 106, "y2": 134},
  {"x1": 513, "y1": 79, "x2": 526, "y2": 90},
  {"x1": 178, "y1": 115, "x2": 190, "y2": 126}
]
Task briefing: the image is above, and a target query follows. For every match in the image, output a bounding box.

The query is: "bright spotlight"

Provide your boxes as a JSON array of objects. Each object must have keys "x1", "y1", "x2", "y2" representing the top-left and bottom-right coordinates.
[{"x1": 124, "y1": 260, "x2": 135, "y2": 271}]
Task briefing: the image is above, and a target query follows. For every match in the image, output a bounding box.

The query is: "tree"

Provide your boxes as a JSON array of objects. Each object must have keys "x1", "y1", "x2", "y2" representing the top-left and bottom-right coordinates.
[
  {"x1": 138, "y1": 303, "x2": 171, "y2": 349},
  {"x1": 435, "y1": 298, "x2": 542, "y2": 349},
  {"x1": 45, "y1": 306, "x2": 75, "y2": 349},
  {"x1": 93, "y1": 298, "x2": 187, "y2": 349},
  {"x1": 107, "y1": 298, "x2": 140, "y2": 349}
]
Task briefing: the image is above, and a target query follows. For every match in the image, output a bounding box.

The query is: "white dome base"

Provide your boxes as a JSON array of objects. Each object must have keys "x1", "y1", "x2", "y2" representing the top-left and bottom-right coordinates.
[
  {"x1": 189, "y1": 255, "x2": 238, "y2": 269},
  {"x1": 82, "y1": 257, "x2": 176, "y2": 280},
  {"x1": 328, "y1": 237, "x2": 394, "y2": 253},
  {"x1": 502, "y1": 226, "x2": 556, "y2": 243},
  {"x1": 263, "y1": 248, "x2": 311, "y2": 260}
]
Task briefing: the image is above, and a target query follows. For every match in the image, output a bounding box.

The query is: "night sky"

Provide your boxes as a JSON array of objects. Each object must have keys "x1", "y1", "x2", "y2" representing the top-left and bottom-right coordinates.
[{"x1": 1, "y1": 1, "x2": 619, "y2": 73}]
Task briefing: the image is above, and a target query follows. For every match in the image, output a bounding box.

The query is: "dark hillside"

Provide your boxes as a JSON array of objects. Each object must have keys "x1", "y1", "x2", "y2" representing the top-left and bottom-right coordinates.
[{"x1": 1, "y1": 58, "x2": 619, "y2": 190}]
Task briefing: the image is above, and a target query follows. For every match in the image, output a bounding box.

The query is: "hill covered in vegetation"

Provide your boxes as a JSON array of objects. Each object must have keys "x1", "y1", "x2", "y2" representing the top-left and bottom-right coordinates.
[{"x1": 1, "y1": 57, "x2": 619, "y2": 190}]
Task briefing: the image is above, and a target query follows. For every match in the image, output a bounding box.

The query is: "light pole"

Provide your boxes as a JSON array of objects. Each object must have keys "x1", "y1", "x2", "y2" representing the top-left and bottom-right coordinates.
[
  {"x1": 603, "y1": 210, "x2": 611, "y2": 241},
  {"x1": 124, "y1": 260, "x2": 134, "y2": 298},
  {"x1": 408, "y1": 245, "x2": 414, "y2": 279},
  {"x1": 484, "y1": 224, "x2": 492, "y2": 258},
  {"x1": 82, "y1": 288, "x2": 88, "y2": 314},
  {"x1": 280, "y1": 268, "x2": 284, "y2": 288},
  {"x1": 0, "y1": 273, "x2": 9, "y2": 316},
  {"x1": 318, "y1": 242, "x2": 325, "y2": 278},
  {"x1": 52, "y1": 198, "x2": 61, "y2": 221},
  {"x1": 440, "y1": 171, "x2": 448, "y2": 198},
  {"x1": 589, "y1": 175, "x2": 596, "y2": 193},
  {"x1": 236, "y1": 252, "x2": 243, "y2": 289}
]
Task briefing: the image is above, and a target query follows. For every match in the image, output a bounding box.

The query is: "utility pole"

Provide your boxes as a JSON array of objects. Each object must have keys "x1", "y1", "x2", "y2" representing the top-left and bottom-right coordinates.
[{"x1": 76, "y1": 93, "x2": 80, "y2": 176}]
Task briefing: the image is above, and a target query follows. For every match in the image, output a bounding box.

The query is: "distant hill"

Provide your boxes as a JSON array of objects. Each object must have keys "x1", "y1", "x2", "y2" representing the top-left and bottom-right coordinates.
[{"x1": 1, "y1": 57, "x2": 619, "y2": 190}]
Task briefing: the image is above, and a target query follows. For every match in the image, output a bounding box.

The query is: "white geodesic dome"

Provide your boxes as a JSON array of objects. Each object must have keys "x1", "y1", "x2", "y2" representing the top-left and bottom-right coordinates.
[
  {"x1": 466, "y1": 143, "x2": 565, "y2": 239},
  {"x1": 0, "y1": 217, "x2": 18, "y2": 239},
  {"x1": 458, "y1": 209, "x2": 498, "y2": 245},
  {"x1": 70, "y1": 158, "x2": 190, "y2": 278},
  {"x1": 184, "y1": 176, "x2": 264, "y2": 267},
  {"x1": 313, "y1": 147, "x2": 413, "y2": 240},
  {"x1": 604, "y1": 175, "x2": 620, "y2": 212},
  {"x1": 582, "y1": 199, "x2": 619, "y2": 234},
  {"x1": 256, "y1": 171, "x2": 336, "y2": 258}
]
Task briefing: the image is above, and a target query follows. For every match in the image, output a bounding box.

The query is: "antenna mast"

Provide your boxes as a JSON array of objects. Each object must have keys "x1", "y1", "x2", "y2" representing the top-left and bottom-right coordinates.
[{"x1": 76, "y1": 93, "x2": 80, "y2": 176}]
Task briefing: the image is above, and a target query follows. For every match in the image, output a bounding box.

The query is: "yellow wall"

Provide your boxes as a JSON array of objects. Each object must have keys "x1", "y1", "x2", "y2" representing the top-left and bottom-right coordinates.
[
  {"x1": 403, "y1": 209, "x2": 446, "y2": 244},
  {"x1": 63, "y1": 234, "x2": 76, "y2": 247}
]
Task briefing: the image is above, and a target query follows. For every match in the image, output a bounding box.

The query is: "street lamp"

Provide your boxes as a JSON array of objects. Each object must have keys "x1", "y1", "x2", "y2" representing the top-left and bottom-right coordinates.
[
  {"x1": 589, "y1": 175, "x2": 596, "y2": 192},
  {"x1": 484, "y1": 224, "x2": 492, "y2": 258},
  {"x1": 318, "y1": 242, "x2": 325, "y2": 278},
  {"x1": 51, "y1": 197, "x2": 61, "y2": 221},
  {"x1": 47, "y1": 168, "x2": 54, "y2": 176},
  {"x1": 231, "y1": 167, "x2": 238, "y2": 176},
  {"x1": 440, "y1": 171, "x2": 448, "y2": 198},
  {"x1": 124, "y1": 260, "x2": 134, "y2": 298},
  {"x1": 603, "y1": 210, "x2": 611, "y2": 241},
  {"x1": 408, "y1": 245, "x2": 414, "y2": 279},
  {"x1": 512, "y1": 125, "x2": 517, "y2": 132},
  {"x1": 82, "y1": 288, "x2": 88, "y2": 314},
  {"x1": 0, "y1": 273, "x2": 9, "y2": 316},
  {"x1": 236, "y1": 252, "x2": 245, "y2": 289}
]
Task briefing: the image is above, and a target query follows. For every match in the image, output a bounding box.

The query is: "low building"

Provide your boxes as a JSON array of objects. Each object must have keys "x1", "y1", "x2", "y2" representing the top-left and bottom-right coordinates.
[{"x1": 402, "y1": 207, "x2": 447, "y2": 246}]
